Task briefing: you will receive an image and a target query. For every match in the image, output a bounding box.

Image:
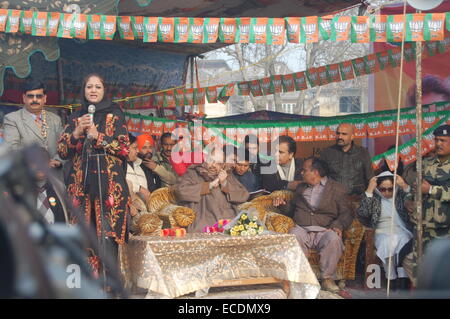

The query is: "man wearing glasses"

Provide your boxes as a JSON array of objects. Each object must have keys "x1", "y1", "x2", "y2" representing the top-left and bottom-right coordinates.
[{"x1": 3, "y1": 81, "x2": 63, "y2": 169}]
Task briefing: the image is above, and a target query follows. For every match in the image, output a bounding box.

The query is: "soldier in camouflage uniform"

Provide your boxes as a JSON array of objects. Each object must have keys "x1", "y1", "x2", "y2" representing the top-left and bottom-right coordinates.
[{"x1": 405, "y1": 124, "x2": 450, "y2": 285}]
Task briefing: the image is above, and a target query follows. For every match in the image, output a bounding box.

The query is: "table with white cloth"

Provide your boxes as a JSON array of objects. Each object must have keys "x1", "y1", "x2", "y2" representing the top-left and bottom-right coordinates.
[{"x1": 119, "y1": 233, "x2": 320, "y2": 299}]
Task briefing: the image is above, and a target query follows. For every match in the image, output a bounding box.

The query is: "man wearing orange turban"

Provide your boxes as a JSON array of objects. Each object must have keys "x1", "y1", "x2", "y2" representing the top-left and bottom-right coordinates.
[
  {"x1": 136, "y1": 134, "x2": 155, "y2": 160},
  {"x1": 133, "y1": 134, "x2": 161, "y2": 192}
]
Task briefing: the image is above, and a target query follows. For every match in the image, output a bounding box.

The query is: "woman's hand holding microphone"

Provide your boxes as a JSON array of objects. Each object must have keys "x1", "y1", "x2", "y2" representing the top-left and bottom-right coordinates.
[{"x1": 73, "y1": 114, "x2": 99, "y2": 140}]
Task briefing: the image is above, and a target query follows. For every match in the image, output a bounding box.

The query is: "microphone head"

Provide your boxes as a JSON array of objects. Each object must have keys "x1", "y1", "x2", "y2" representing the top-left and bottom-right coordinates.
[{"x1": 88, "y1": 104, "x2": 96, "y2": 114}]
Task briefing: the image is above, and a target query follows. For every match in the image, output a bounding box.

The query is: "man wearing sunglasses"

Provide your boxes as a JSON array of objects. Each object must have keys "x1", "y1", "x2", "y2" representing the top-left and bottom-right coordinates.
[{"x1": 3, "y1": 81, "x2": 63, "y2": 169}]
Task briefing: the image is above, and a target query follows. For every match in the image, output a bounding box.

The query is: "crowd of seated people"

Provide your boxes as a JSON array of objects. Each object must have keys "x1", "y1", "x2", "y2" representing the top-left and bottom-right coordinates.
[{"x1": 4, "y1": 77, "x2": 448, "y2": 294}]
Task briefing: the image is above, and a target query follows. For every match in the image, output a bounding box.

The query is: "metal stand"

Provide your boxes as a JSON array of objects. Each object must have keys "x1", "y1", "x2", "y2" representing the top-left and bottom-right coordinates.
[{"x1": 90, "y1": 151, "x2": 108, "y2": 293}]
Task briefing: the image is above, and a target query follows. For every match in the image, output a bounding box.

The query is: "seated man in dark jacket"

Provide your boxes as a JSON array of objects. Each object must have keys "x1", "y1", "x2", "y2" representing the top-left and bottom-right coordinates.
[
  {"x1": 274, "y1": 157, "x2": 353, "y2": 293},
  {"x1": 261, "y1": 135, "x2": 302, "y2": 192}
]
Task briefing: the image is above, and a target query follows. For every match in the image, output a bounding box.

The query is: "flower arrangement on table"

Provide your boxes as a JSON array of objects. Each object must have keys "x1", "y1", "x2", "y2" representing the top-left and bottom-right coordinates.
[
  {"x1": 223, "y1": 209, "x2": 264, "y2": 237},
  {"x1": 203, "y1": 219, "x2": 231, "y2": 233}
]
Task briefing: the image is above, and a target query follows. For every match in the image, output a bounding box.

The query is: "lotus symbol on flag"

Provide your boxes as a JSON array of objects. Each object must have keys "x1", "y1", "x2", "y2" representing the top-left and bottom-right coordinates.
[
  {"x1": 73, "y1": 20, "x2": 86, "y2": 32},
  {"x1": 176, "y1": 93, "x2": 183, "y2": 101},
  {"x1": 221, "y1": 24, "x2": 235, "y2": 36},
  {"x1": 356, "y1": 62, "x2": 365, "y2": 71},
  {"x1": 145, "y1": 23, "x2": 157, "y2": 33},
  {"x1": 379, "y1": 55, "x2": 388, "y2": 64},
  {"x1": 166, "y1": 122, "x2": 174, "y2": 129},
  {"x1": 143, "y1": 120, "x2": 151, "y2": 132},
  {"x1": 316, "y1": 125, "x2": 325, "y2": 133},
  {"x1": 261, "y1": 81, "x2": 270, "y2": 91},
  {"x1": 160, "y1": 24, "x2": 172, "y2": 35},
  {"x1": 319, "y1": 71, "x2": 327, "y2": 81},
  {"x1": 304, "y1": 23, "x2": 316, "y2": 35},
  {"x1": 354, "y1": 23, "x2": 367, "y2": 34},
  {"x1": 35, "y1": 18, "x2": 46, "y2": 32},
  {"x1": 367, "y1": 60, "x2": 376, "y2": 69},
  {"x1": 155, "y1": 95, "x2": 162, "y2": 103},
  {"x1": 410, "y1": 20, "x2": 424, "y2": 33},
  {"x1": 132, "y1": 118, "x2": 140, "y2": 126},
  {"x1": 335, "y1": 22, "x2": 349, "y2": 33},
  {"x1": 0, "y1": 16, "x2": 6, "y2": 25},
  {"x1": 251, "y1": 84, "x2": 259, "y2": 91},
  {"x1": 134, "y1": 23, "x2": 143, "y2": 34},
  {"x1": 177, "y1": 24, "x2": 188, "y2": 35},
  {"x1": 240, "y1": 83, "x2": 249, "y2": 91},
  {"x1": 61, "y1": 19, "x2": 71, "y2": 32},
  {"x1": 390, "y1": 22, "x2": 404, "y2": 34},
  {"x1": 191, "y1": 25, "x2": 203, "y2": 36},
  {"x1": 342, "y1": 66, "x2": 352, "y2": 74},
  {"x1": 303, "y1": 126, "x2": 312, "y2": 133},
  {"x1": 48, "y1": 19, "x2": 59, "y2": 30},
  {"x1": 393, "y1": 52, "x2": 402, "y2": 61},
  {"x1": 320, "y1": 19, "x2": 331, "y2": 31},
  {"x1": 103, "y1": 22, "x2": 115, "y2": 34},
  {"x1": 89, "y1": 21, "x2": 100, "y2": 32},
  {"x1": 240, "y1": 25, "x2": 250, "y2": 35},
  {"x1": 166, "y1": 95, "x2": 174, "y2": 102},
  {"x1": 382, "y1": 120, "x2": 393, "y2": 127},
  {"x1": 373, "y1": 22, "x2": 386, "y2": 34},
  {"x1": 355, "y1": 122, "x2": 365, "y2": 130},
  {"x1": 9, "y1": 16, "x2": 19, "y2": 26},
  {"x1": 206, "y1": 24, "x2": 218, "y2": 35},
  {"x1": 386, "y1": 153, "x2": 396, "y2": 162},
  {"x1": 424, "y1": 116, "x2": 435, "y2": 123},
  {"x1": 270, "y1": 25, "x2": 283, "y2": 36},
  {"x1": 428, "y1": 20, "x2": 443, "y2": 32},
  {"x1": 287, "y1": 23, "x2": 299, "y2": 34},
  {"x1": 328, "y1": 69, "x2": 338, "y2": 78},
  {"x1": 295, "y1": 77, "x2": 305, "y2": 85},
  {"x1": 309, "y1": 73, "x2": 318, "y2": 81},
  {"x1": 22, "y1": 17, "x2": 32, "y2": 29},
  {"x1": 186, "y1": 92, "x2": 193, "y2": 100},
  {"x1": 283, "y1": 78, "x2": 293, "y2": 87},
  {"x1": 154, "y1": 122, "x2": 162, "y2": 128},
  {"x1": 273, "y1": 79, "x2": 282, "y2": 87},
  {"x1": 368, "y1": 121, "x2": 379, "y2": 129},
  {"x1": 288, "y1": 127, "x2": 298, "y2": 134},
  {"x1": 120, "y1": 22, "x2": 130, "y2": 33}
]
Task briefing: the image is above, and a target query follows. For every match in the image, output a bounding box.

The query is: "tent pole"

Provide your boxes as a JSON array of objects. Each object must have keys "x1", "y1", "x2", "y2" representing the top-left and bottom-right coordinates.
[
  {"x1": 415, "y1": 38, "x2": 423, "y2": 260},
  {"x1": 57, "y1": 58, "x2": 66, "y2": 124}
]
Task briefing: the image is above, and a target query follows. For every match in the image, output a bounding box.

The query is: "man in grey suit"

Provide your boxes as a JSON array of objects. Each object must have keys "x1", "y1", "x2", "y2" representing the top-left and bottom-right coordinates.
[{"x1": 3, "y1": 81, "x2": 63, "y2": 168}]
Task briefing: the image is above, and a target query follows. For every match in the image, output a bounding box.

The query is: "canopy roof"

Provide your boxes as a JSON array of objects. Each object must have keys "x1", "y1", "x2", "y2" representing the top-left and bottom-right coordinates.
[
  {"x1": 205, "y1": 110, "x2": 320, "y2": 123},
  {"x1": 118, "y1": 0, "x2": 362, "y2": 18}
]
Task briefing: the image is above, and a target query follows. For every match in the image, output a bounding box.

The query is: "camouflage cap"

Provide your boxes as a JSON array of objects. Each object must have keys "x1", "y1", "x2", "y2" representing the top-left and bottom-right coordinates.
[{"x1": 433, "y1": 124, "x2": 450, "y2": 137}]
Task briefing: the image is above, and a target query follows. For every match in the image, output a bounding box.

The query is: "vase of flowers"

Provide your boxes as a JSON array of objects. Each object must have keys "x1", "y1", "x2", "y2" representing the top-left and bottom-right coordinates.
[{"x1": 223, "y1": 208, "x2": 264, "y2": 237}]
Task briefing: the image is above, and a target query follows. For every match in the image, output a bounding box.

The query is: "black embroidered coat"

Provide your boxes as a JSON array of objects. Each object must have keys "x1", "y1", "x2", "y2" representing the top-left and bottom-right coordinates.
[{"x1": 58, "y1": 101, "x2": 130, "y2": 245}]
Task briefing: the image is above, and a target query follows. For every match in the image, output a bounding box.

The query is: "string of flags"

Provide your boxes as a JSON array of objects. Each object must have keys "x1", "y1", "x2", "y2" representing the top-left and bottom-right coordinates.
[
  {"x1": 125, "y1": 106, "x2": 450, "y2": 169},
  {"x1": 119, "y1": 37, "x2": 449, "y2": 109},
  {"x1": 0, "y1": 9, "x2": 449, "y2": 44}
]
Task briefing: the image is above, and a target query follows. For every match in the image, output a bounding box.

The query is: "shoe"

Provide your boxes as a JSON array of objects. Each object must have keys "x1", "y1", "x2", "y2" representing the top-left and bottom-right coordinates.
[{"x1": 322, "y1": 278, "x2": 340, "y2": 293}]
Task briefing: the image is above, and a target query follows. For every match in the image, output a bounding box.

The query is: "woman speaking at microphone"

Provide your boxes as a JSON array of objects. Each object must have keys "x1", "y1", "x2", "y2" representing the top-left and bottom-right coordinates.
[{"x1": 57, "y1": 73, "x2": 130, "y2": 288}]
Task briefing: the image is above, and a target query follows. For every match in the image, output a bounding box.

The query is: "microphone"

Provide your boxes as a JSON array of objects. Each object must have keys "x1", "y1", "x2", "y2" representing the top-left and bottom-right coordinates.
[{"x1": 87, "y1": 105, "x2": 95, "y2": 140}]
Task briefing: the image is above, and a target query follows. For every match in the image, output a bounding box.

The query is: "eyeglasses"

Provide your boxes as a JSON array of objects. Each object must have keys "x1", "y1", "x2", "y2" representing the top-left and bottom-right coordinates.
[
  {"x1": 26, "y1": 94, "x2": 45, "y2": 99},
  {"x1": 378, "y1": 187, "x2": 394, "y2": 192}
]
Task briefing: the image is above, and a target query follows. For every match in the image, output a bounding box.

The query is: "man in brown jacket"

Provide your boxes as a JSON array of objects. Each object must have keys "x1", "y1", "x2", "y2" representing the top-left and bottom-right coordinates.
[
  {"x1": 174, "y1": 146, "x2": 250, "y2": 232},
  {"x1": 274, "y1": 157, "x2": 353, "y2": 292}
]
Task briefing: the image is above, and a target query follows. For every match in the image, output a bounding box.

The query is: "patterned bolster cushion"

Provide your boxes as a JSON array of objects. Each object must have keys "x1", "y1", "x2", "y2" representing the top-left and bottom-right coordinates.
[
  {"x1": 146, "y1": 187, "x2": 176, "y2": 213},
  {"x1": 265, "y1": 212, "x2": 295, "y2": 234},
  {"x1": 157, "y1": 204, "x2": 196, "y2": 228},
  {"x1": 137, "y1": 213, "x2": 164, "y2": 235}
]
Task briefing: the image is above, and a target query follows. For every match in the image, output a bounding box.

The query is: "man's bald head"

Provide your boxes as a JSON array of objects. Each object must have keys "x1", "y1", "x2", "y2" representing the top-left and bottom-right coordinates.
[{"x1": 336, "y1": 123, "x2": 354, "y2": 150}]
